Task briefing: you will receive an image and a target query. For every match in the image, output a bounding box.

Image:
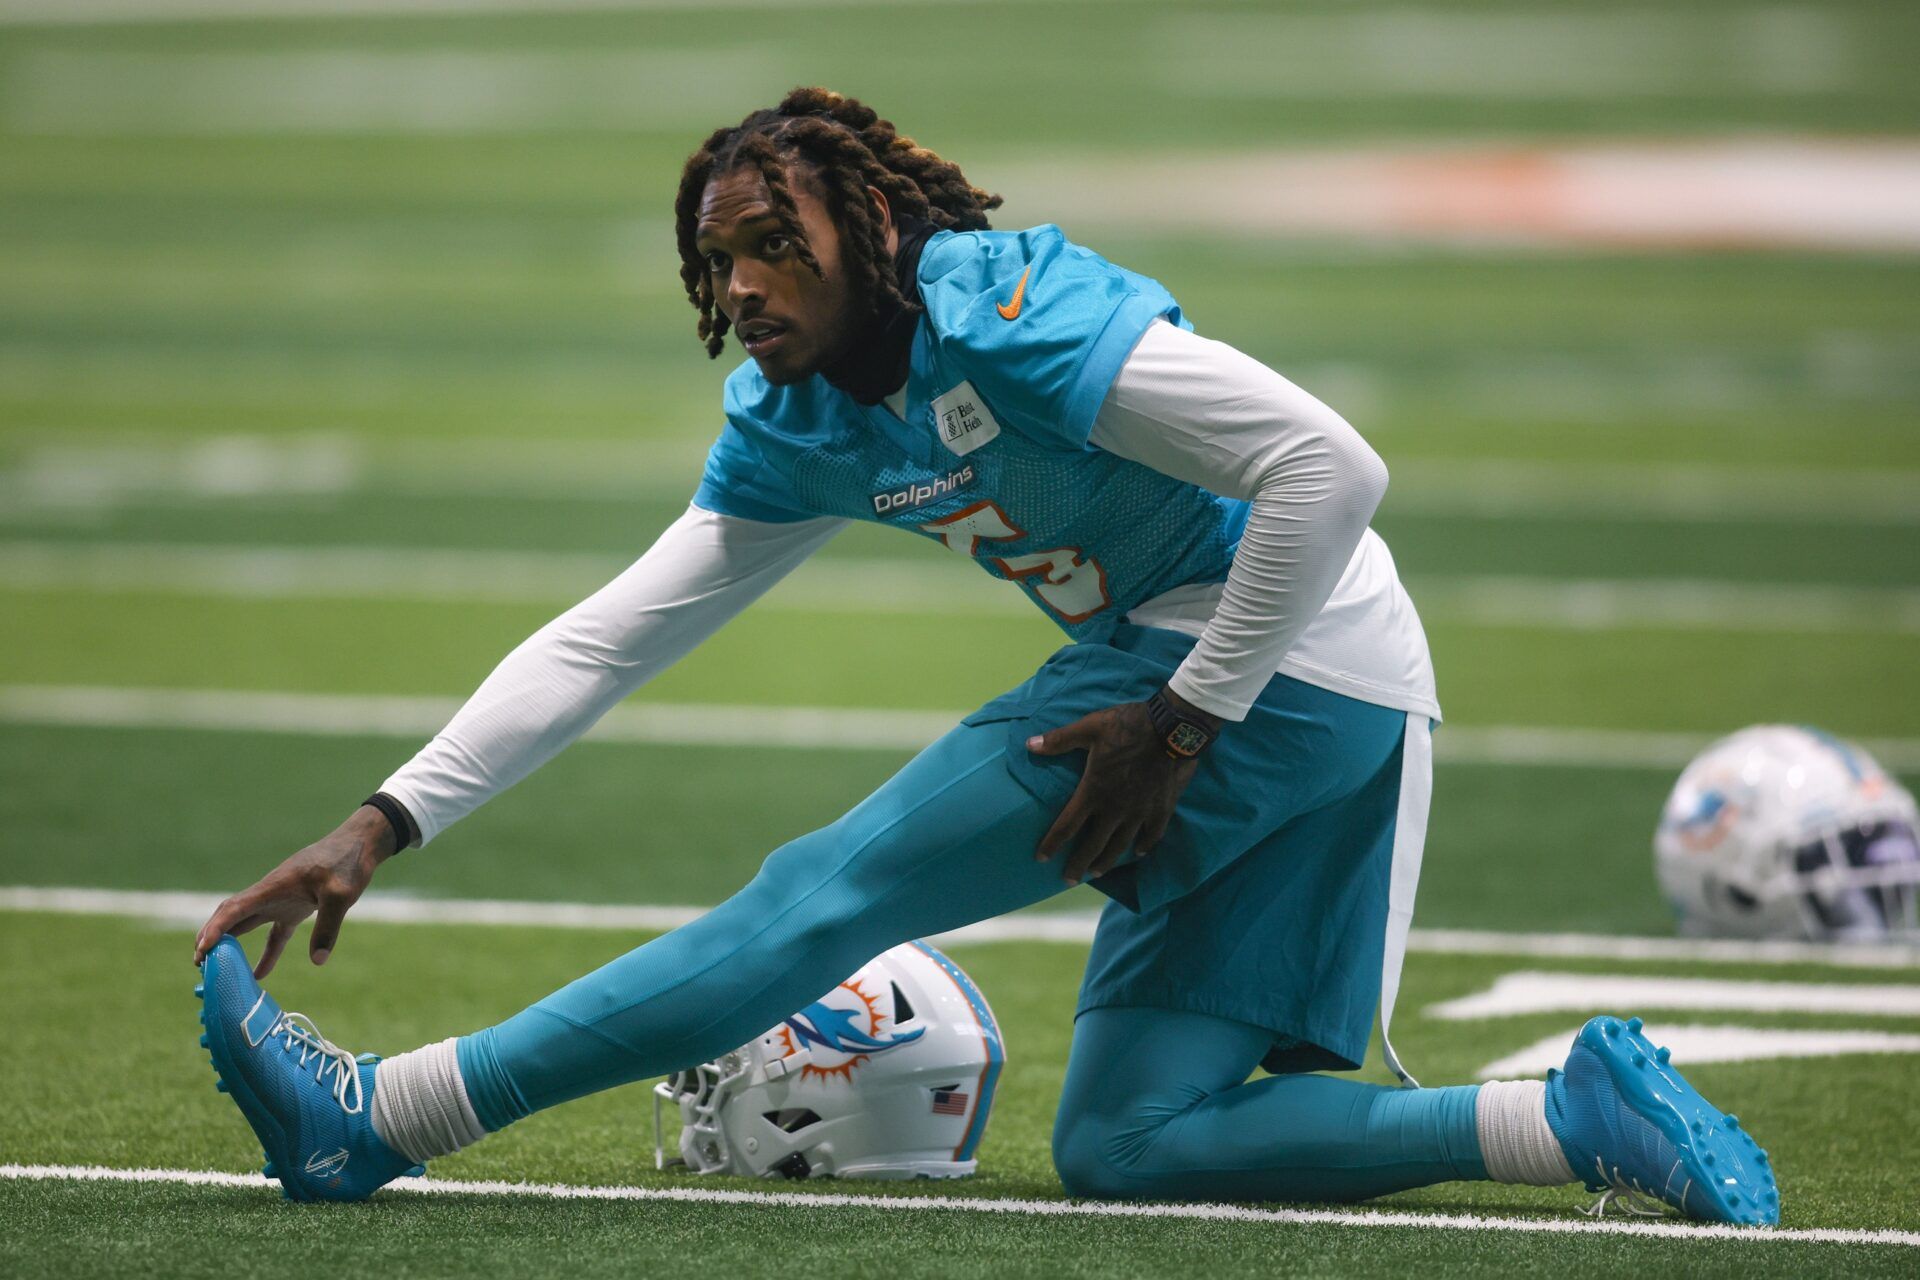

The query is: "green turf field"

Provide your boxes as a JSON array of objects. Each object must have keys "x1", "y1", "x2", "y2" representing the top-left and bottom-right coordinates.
[
  {"x1": 2, "y1": 0, "x2": 1918, "y2": 1275},
  {"x1": 6, "y1": 916, "x2": 1920, "y2": 1276}
]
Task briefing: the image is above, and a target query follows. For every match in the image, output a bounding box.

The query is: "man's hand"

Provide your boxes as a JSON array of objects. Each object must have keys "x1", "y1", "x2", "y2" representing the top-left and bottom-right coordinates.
[
  {"x1": 193, "y1": 805, "x2": 398, "y2": 978},
  {"x1": 1026, "y1": 690, "x2": 1218, "y2": 885}
]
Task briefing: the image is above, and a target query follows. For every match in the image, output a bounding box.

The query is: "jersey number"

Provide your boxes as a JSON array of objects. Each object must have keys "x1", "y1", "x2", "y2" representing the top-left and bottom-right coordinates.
[{"x1": 921, "y1": 500, "x2": 1111, "y2": 624}]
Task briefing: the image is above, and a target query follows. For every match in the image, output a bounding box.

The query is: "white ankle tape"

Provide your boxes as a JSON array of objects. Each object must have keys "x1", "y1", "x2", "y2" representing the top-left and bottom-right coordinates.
[
  {"x1": 369, "y1": 1037, "x2": 488, "y2": 1164},
  {"x1": 1476, "y1": 1080, "x2": 1576, "y2": 1186}
]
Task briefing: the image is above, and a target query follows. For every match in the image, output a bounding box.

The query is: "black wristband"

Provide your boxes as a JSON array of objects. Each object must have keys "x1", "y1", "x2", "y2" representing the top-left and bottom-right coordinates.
[{"x1": 363, "y1": 791, "x2": 418, "y2": 852}]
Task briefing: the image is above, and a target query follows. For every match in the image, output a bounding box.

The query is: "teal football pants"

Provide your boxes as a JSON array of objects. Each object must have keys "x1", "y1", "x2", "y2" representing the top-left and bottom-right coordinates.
[
  {"x1": 1053, "y1": 1006, "x2": 1484, "y2": 1202},
  {"x1": 453, "y1": 695, "x2": 1487, "y2": 1202},
  {"x1": 456, "y1": 717, "x2": 1071, "y2": 1123}
]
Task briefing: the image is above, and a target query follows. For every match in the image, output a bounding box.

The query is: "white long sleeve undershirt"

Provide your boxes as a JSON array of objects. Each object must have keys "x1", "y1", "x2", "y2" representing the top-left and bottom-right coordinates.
[
  {"x1": 382, "y1": 320, "x2": 1402, "y2": 843},
  {"x1": 380, "y1": 506, "x2": 845, "y2": 844},
  {"x1": 1091, "y1": 319, "x2": 1390, "y2": 721}
]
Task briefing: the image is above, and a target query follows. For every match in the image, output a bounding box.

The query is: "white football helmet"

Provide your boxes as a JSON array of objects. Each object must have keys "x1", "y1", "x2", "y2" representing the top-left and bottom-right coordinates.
[
  {"x1": 1655, "y1": 725, "x2": 1920, "y2": 941},
  {"x1": 652, "y1": 941, "x2": 1003, "y2": 1180}
]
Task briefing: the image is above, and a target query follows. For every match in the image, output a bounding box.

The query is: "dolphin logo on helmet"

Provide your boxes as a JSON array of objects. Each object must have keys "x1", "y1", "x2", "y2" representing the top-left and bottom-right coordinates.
[{"x1": 784, "y1": 1002, "x2": 925, "y2": 1056}]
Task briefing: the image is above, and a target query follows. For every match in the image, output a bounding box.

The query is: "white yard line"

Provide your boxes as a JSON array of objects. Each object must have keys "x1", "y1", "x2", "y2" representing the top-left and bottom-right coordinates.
[
  {"x1": 1, "y1": 49, "x2": 788, "y2": 134},
  {"x1": 0, "y1": 884, "x2": 1093, "y2": 948},
  {"x1": 1384, "y1": 459, "x2": 1920, "y2": 528},
  {"x1": 5, "y1": 541, "x2": 1918, "y2": 634},
  {"x1": 1428, "y1": 726, "x2": 1920, "y2": 774},
  {"x1": 0, "y1": 542, "x2": 1022, "y2": 616},
  {"x1": 1427, "y1": 970, "x2": 1920, "y2": 1020},
  {"x1": 995, "y1": 136, "x2": 1920, "y2": 252},
  {"x1": 1147, "y1": 8, "x2": 1855, "y2": 102},
  {"x1": 1409, "y1": 576, "x2": 1920, "y2": 635},
  {"x1": 0, "y1": 684, "x2": 963, "y2": 752},
  {"x1": 1407, "y1": 928, "x2": 1920, "y2": 971},
  {"x1": 7, "y1": 437, "x2": 1916, "y2": 526},
  {"x1": 0, "y1": 0, "x2": 1000, "y2": 25},
  {"x1": 5, "y1": 684, "x2": 1920, "y2": 773},
  {"x1": 9, "y1": 886, "x2": 1920, "y2": 969},
  {"x1": 0, "y1": 5, "x2": 1865, "y2": 116},
  {"x1": 2, "y1": 1163, "x2": 1914, "y2": 1246}
]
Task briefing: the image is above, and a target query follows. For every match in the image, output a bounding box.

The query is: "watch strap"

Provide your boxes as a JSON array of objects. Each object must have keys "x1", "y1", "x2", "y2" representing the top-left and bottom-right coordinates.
[{"x1": 1145, "y1": 688, "x2": 1218, "y2": 759}]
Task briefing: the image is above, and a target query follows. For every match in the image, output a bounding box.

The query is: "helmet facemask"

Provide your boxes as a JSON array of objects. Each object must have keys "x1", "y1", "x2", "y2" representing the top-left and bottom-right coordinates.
[{"x1": 1782, "y1": 819, "x2": 1920, "y2": 941}]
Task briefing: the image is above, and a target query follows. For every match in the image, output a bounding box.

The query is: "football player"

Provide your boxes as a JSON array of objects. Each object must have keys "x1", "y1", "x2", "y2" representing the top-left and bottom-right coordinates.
[{"x1": 191, "y1": 89, "x2": 1775, "y2": 1223}]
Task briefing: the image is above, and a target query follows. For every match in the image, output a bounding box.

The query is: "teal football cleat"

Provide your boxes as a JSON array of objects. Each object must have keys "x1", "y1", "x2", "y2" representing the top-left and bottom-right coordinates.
[
  {"x1": 1547, "y1": 1014, "x2": 1778, "y2": 1225},
  {"x1": 197, "y1": 935, "x2": 423, "y2": 1202}
]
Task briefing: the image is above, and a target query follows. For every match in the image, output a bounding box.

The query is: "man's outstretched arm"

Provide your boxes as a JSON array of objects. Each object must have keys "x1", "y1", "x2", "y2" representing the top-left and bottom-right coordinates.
[{"x1": 194, "y1": 505, "x2": 848, "y2": 974}]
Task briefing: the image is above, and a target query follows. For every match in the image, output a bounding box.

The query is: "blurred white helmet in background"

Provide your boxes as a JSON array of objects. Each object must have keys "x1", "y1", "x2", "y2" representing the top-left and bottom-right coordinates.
[
  {"x1": 1655, "y1": 725, "x2": 1919, "y2": 942},
  {"x1": 653, "y1": 941, "x2": 1003, "y2": 1180}
]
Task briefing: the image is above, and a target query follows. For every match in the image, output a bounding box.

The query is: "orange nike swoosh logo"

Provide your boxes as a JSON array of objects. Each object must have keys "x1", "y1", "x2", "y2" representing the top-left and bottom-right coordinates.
[{"x1": 995, "y1": 266, "x2": 1031, "y2": 320}]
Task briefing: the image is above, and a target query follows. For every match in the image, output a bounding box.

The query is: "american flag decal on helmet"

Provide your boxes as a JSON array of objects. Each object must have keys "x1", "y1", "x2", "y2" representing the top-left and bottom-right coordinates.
[{"x1": 931, "y1": 1089, "x2": 969, "y2": 1116}]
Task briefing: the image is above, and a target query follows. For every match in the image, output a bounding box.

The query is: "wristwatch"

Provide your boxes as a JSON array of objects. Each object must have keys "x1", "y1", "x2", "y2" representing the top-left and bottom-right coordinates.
[{"x1": 1144, "y1": 687, "x2": 1219, "y2": 759}]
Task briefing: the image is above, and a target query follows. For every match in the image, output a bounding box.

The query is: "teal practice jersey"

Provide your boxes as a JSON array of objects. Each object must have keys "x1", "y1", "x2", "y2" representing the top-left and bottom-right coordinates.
[{"x1": 693, "y1": 224, "x2": 1250, "y2": 641}]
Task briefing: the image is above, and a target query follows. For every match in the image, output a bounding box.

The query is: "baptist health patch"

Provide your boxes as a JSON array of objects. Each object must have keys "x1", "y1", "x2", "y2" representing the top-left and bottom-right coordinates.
[{"x1": 931, "y1": 381, "x2": 1001, "y2": 457}]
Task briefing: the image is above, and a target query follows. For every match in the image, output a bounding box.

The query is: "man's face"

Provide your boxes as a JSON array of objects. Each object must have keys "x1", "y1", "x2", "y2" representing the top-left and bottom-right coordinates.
[{"x1": 694, "y1": 164, "x2": 863, "y2": 384}]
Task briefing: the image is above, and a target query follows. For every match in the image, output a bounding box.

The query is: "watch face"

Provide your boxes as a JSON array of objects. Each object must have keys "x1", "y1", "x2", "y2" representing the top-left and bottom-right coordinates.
[{"x1": 1167, "y1": 722, "x2": 1209, "y2": 757}]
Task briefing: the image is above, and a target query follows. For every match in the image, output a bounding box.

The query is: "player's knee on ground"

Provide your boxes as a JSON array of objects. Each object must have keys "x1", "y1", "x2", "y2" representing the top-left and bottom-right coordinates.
[
  {"x1": 1051, "y1": 1109, "x2": 1125, "y2": 1200},
  {"x1": 1051, "y1": 1104, "x2": 1160, "y2": 1201}
]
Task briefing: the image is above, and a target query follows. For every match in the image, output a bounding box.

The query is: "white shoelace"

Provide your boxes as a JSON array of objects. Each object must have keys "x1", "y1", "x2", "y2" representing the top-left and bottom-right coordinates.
[
  {"x1": 247, "y1": 995, "x2": 363, "y2": 1115},
  {"x1": 1582, "y1": 1155, "x2": 1677, "y2": 1219}
]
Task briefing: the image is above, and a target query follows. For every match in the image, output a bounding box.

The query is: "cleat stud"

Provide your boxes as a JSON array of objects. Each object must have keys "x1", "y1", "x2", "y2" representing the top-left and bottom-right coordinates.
[
  {"x1": 1632, "y1": 1052, "x2": 1647, "y2": 1068},
  {"x1": 214, "y1": 1079, "x2": 228, "y2": 1093},
  {"x1": 1726, "y1": 1115, "x2": 1739, "y2": 1130},
  {"x1": 1691, "y1": 1120, "x2": 1704, "y2": 1134},
  {"x1": 193, "y1": 984, "x2": 204, "y2": 998},
  {"x1": 406, "y1": 1164, "x2": 426, "y2": 1178},
  {"x1": 199, "y1": 1033, "x2": 209, "y2": 1048},
  {"x1": 263, "y1": 1162, "x2": 276, "y2": 1178},
  {"x1": 1604, "y1": 1021, "x2": 1620, "y2": 1037},
  {"x1": 1627, "y1": 1016, "x2": 1643, "y2": 1033},
  {"x1": 1655, "y1": 1047, "x2": 1671, "y2": 1063},
  {"x1": 1704, "y1": 1151, "x2": 1716, "y2": 1166}
]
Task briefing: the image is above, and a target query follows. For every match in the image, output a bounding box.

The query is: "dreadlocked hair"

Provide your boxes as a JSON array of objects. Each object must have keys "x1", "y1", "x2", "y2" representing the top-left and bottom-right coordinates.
[{"x1": 674, "y1": 87, "x2": 1003, "y2": 358}]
